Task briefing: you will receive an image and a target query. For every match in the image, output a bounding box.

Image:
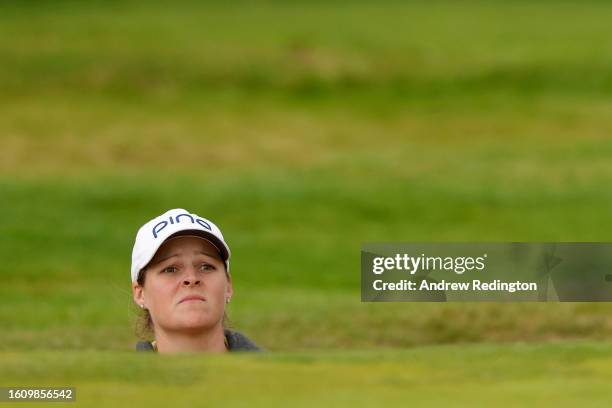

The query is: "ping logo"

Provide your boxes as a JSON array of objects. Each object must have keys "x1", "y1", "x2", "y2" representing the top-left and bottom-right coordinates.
[{"x1": 152, "y1": 213, "x2": 212, "y2": 238}]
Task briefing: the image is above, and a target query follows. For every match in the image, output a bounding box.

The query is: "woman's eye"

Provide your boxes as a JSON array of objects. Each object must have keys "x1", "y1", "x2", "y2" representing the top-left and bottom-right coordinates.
[
  {"x1": 162, "y1": 266, "x2": 178, "y2": 273},
  {"x1": 200, "y1": 263, "x2": 215, "y2": 271}
]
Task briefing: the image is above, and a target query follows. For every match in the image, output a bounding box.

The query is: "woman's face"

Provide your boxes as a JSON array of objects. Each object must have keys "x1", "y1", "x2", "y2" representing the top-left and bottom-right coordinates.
[{"x1": 133, "y1": 236, "x2": 232, "y2": 334}]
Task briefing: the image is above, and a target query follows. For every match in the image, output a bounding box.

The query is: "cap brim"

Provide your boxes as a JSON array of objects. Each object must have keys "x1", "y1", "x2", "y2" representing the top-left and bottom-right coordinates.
[
  {"x1": 165, "y1": 229, "x2": 230, "y2": 261},
  {"x1": 137, "y1": 229, "x2": 230, "y2": 280}
]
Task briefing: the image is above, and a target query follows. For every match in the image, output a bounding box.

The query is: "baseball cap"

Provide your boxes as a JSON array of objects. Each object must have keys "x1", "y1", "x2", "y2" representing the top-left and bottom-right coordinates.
[{"x1": 131, "y1": 208, "x2": 231, "y2": 282}]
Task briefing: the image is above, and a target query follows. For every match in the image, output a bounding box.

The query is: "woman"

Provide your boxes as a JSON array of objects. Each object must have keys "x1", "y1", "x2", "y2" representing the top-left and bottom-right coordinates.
[{"x1": 131, "y1": 208, "x2": 261, "y2": 353}]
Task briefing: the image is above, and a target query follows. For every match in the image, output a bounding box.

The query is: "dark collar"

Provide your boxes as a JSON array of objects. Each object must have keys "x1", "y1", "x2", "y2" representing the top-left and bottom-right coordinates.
[{"x1": 135, "y1": 329, "x2": 262, "y2": 352}]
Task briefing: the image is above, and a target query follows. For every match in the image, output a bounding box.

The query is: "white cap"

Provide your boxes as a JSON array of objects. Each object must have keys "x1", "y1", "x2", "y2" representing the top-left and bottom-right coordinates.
[{"x1": 131, "y1": 208, "x2": 231, "y2": 282}]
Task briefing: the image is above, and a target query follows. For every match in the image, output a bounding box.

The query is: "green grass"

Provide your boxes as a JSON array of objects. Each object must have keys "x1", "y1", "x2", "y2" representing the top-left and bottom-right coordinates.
[
  {"x1": 3, "y1": 172, "x2": 612, "y2": 350},
  {"x1": 1, "y1": 1, "x2": 612, "y2": 404},
  {"x1": 2, "y1": 342, "x2": 612, "y2": 407}
]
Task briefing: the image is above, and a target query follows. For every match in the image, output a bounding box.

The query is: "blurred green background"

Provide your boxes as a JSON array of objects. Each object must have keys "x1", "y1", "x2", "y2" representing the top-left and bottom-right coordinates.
[{"x1": 1, "y1": 1, "x2": 612, "y2": 405}]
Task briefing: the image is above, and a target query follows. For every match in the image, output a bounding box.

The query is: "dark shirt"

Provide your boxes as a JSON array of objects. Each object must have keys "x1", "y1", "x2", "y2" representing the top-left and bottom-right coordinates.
[{"x1": 135, "y1": 329, "x2": 262, "y2": 352}]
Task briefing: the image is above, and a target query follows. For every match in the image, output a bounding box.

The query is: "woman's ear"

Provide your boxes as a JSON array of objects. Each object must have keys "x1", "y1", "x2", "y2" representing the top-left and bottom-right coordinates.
[
  {"x1": 132, "y1": 282, "x2": 145, "y2": 308},
  {"x1": 225, "y1": 276, "x2": 234, "y2": 302}
]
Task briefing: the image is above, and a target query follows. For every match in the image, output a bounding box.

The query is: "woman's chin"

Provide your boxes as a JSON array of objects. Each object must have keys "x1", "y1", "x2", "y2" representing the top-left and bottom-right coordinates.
[{"x1": 175, "y1": 315, "x2": 220, "y2": 331}]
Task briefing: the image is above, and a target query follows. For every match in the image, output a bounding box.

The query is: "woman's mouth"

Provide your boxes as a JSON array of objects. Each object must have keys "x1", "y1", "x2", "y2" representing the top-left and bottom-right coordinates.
[{"x1": 179, "y1": 295, "x2": 206, "y2": 304}]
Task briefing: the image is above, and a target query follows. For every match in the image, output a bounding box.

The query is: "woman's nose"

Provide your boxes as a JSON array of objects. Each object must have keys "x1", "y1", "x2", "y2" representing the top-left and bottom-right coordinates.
[
  {"x1": 182, "y1": 267, "x2": 201, "y2": 286},
  {"x1": 182, "y1": 277, "x2": 201, "y2": 286}
]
